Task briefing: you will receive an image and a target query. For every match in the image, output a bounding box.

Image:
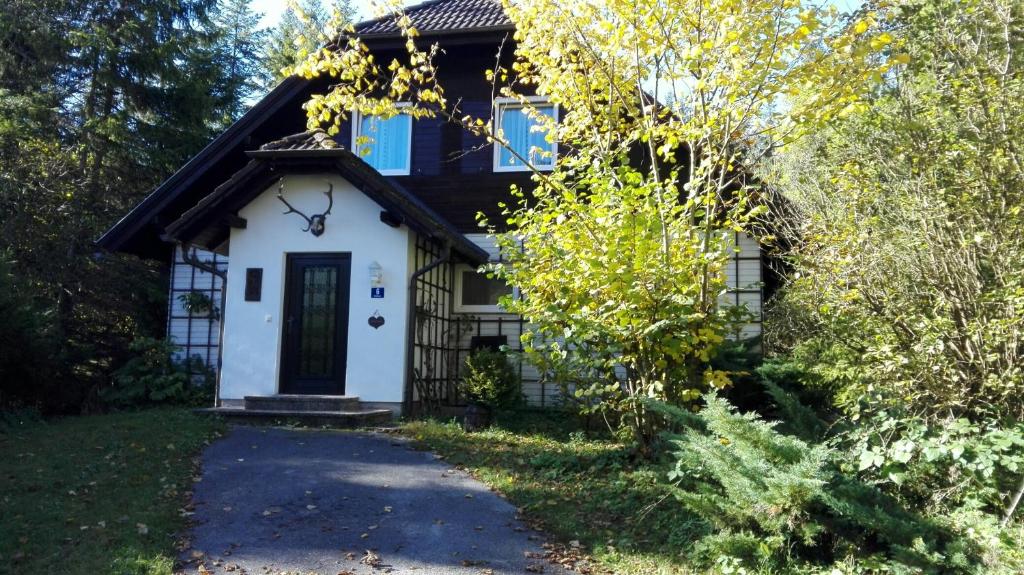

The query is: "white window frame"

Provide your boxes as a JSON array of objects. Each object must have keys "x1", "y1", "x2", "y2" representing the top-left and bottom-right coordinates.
[
  {"x1": 492, "y1": 96, "x2": 558, "y2": 173},
  {"x1": 351, "y1": 104, "x2": 413, "y2": 176},
  {"x1": 454, "y1": 264, "x2": 517, "y2": 314}
]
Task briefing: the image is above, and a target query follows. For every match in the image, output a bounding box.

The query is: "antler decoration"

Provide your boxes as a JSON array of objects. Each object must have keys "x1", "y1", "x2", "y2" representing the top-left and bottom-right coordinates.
[{"x1": 276, "y1": 181, "x2": 334, "y2": 237}]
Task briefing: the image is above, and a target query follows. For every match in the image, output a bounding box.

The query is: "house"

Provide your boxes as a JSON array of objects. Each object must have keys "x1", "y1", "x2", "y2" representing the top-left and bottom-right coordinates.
[{"x1": 97, "y1": 0, "x2": 766, "y2": 418}]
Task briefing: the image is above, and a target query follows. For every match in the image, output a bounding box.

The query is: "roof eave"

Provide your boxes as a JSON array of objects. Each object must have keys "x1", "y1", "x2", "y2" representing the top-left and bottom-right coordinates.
[
  {"x1": 166, "y1": 152, "x2": 488, "y2": 265},
  {"x1": 95, "y1": 76, "x2": 311, "y2": 254},
  {"x1": 245, "y1": 149, "x2": 348, "y2": 159}
]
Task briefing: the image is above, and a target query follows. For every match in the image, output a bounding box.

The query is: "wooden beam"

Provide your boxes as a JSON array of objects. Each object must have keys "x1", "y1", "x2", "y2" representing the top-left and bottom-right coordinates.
[
  {"x1": 379, "y1": 210, "x2": 404, "y2": 228},
  {"x1": 221, "y1": 213, "x2": 247, "y2": 229}
]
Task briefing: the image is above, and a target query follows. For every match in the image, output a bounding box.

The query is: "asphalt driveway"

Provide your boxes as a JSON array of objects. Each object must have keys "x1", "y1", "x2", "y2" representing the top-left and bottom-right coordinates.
[{"x1": 181, "y1": 426, "x2": 564, "y2": 574}]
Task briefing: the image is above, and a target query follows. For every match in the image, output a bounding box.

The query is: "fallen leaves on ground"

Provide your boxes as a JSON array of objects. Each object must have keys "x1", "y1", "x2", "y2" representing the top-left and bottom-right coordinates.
[
  {"x1": 360, "y1": 549, "x2": 383, "y2": 569},
  {"x1": 541, "y1": 541, "x2": 600, "y2": 574}
]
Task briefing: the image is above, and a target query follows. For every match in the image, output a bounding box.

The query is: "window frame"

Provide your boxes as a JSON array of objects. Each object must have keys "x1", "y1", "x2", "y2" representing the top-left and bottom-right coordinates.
[
  {"x1": 351, "y1": 104, "x2": 413, "y2": 176},
  {"x1": 492, "y1": 96, "x2": 558, "y2": 173},
  {"x1": 454, "y1": 264, "x2": 517, "y2": 314}
]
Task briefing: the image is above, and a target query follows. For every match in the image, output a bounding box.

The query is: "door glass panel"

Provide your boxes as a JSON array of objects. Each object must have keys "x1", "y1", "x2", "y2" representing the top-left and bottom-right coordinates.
[{"x1": 299, "y1": 265, "x2": 337, "y2": 377}]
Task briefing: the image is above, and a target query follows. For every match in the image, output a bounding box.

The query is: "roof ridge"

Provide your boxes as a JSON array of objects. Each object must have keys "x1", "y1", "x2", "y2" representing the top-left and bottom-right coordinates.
[
  {"x1": 354, "y1": 0, "x2": 453, "y2": 30},
  {"x1": 354, "y1": 0, "x2": 510, "y2": 37},
  {"x1": 258, "y1": 129, "x2": 340, "y2": 152}
]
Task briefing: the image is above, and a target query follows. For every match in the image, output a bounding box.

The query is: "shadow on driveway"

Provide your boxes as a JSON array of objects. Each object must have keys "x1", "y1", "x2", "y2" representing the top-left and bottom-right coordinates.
[{"x1": 181, "y1": 426, "x2": 566, "y2": 574}]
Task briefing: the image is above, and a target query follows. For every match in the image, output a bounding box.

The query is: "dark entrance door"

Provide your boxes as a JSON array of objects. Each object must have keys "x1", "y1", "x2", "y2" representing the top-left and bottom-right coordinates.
[{"x1": 280, "y1": 253, "x2": 351, "y2": 395}]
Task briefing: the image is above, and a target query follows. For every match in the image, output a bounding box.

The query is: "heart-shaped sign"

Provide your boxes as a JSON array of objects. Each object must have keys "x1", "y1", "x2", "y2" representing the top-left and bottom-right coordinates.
[{"x1": 368, "y1": 314, "x2": 385, "y2": 329}]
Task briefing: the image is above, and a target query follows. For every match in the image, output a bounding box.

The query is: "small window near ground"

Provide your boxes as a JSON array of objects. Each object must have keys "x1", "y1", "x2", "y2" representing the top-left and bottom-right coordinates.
[
  {"x1": 493, "y1": 99, "x2": 557, "y2": 172},
  {"x1": 353, "y1": 111, "x2": 412, "y2": 175},
  {"x1": 456, "y1": 268, "x2": 514, "y2": 313}
]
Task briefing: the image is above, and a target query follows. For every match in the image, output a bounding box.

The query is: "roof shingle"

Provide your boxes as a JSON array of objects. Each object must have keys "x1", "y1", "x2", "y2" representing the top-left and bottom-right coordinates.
[
  {"x1": 258, "y1": 130, "x2": 340, "y2": 152},
  {"x1": 355, "y1": 0, "x2": 512, "y2": 37}
]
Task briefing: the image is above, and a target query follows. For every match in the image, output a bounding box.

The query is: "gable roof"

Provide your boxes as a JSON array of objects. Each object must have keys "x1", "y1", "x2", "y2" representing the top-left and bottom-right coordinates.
[
  {"x1": 165, "y1": 130, "x2": 488, "y2": 264},
  {"x1": 355, "y1": 0, "x2": 511, "y2": 37},
  {"x1": 256, "y1": 129, "x2": 340, "y2": 153},
  {"x1": 97, "y1": 0, "x2": 512, "y2": 259},
  {"x1": 96, "y1": 76, "x2": 313, "y2": 257}
]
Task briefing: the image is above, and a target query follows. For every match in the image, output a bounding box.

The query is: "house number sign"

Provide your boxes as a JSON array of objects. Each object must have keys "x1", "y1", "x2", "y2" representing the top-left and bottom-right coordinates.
[{"x1": 371, "y1": 287, "x2": 384, "y2": 298}]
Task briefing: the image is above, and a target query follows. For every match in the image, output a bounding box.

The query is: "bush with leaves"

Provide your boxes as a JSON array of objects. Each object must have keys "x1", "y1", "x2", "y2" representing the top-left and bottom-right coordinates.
[
  {"x1": 461, "y1": 349, "x2": 522, "y2": 410},
  {"x1": 101, "y1": 338, "x2": 213, "y2": 408},
  {"x1": 657, "y1": 392, "x2": 985, "y2": 573},
  {"x1": 292, "y1": 0, "x2": 889, "y2": 450}
]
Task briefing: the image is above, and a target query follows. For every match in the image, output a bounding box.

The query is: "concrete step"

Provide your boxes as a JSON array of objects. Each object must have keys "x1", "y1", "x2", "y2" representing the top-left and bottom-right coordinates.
[
  {"x1": 243, "y1": 394, "x2": 360, "y2": 413},
  {"x1": 195, "y1": 406, "x2": 394, "y2": 428}
]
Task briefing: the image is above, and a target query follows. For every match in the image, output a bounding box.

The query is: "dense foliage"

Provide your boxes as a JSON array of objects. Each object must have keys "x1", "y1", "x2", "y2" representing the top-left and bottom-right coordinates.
[
  {"x1": 102, "y1": 338, "x2": 214, "y2": 407},
  {"x1": 461, "y1": 349, "x2": 522, "y2": 409},
  {"x1": 767, "y1": 0, "x2": 1024, "y2": 536},
  {"x1": 0, "y1": 0, "x2": 351, "y2": 413},
  {"x1": 264, "y1": 0, "x2": 356, "y2": 82},
  {"x1": 0, "y1": 253, "x2": 63, "y2": 410},
  {"x1": 659, "y1": 392, "x2": 994, "y2": 573},
  {"x1": 1, "y1": 0, "x2": 219, "y2": 412},
  {"x1": 295, "y1": 0, "x2": 888, "y2": 448}
]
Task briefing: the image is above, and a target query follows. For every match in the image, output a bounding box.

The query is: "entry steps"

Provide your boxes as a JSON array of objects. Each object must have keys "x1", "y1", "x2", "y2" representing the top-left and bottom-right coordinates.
[{"x1": 196, "y1": 394, "x2": 394, "y2": 427}]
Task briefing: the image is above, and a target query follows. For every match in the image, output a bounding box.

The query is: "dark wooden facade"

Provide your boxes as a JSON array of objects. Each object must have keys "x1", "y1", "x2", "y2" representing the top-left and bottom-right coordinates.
[{"x1": 331, "y1": 41, "x2": 532, "y2": 231}]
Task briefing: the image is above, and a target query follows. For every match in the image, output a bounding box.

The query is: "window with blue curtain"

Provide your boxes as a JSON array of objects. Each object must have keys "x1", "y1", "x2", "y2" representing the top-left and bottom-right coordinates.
[
  {"x1": 495, "y1": 102, "x2": 556, "y2": 171},
  {"x1": 354, "y1": 112, "x2": 412, "y2": 175}
]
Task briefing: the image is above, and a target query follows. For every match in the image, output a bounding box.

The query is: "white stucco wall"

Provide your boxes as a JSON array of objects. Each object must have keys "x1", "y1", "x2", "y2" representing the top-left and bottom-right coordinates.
[{"x1": 219, "y1": 173, "x2": 411, "y2": 402}]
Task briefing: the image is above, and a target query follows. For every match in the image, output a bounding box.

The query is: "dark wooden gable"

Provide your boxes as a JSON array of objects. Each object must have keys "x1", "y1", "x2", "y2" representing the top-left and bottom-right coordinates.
[{"x1": 332, "y1": 41, "x2": 535, "y2": 231}]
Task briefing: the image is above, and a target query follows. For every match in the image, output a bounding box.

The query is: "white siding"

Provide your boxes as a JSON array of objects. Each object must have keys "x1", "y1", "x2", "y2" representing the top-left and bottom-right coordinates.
[
  {"x1": 722, "y1": 232, "x2": 763, "y2": 339},
  {"x1": 454, "y1": 232, "x2": 764, "y2": 407},
  {"x1": 167, "y1": 246, "x2": 226, "y2": 368},
  {"x1": 463, "y1": 233, "x2": 502, "y2": 261}
]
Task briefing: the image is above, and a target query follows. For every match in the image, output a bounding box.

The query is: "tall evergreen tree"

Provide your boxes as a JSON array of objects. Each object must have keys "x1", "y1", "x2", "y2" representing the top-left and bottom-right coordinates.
[
  {"x1": 211, "y1": 0, "x2": 270, "y2": 124},
  {"x1": 264, "y1": 0, "x2": 355, "y2": 83},
  {"x1": 0, "y1": 0, "x2": 271, "y2": 412}
]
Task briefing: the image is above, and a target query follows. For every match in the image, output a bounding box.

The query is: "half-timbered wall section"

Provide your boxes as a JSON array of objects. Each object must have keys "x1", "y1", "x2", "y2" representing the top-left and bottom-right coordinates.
[{"x1": 167, "y1": 245, "x2": 226, "y2": 368}]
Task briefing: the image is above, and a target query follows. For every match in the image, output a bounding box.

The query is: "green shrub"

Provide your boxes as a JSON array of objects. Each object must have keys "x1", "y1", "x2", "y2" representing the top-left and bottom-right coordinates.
[
  {"x1": 461, "y1": 349, "x2": 522, "y2": 409},
  {"x1": 657, "y1": 392, "x2": 979, "y2": 573},
  {"x1": 101, "y1": 338, "x2": 213, "y2": 408}
]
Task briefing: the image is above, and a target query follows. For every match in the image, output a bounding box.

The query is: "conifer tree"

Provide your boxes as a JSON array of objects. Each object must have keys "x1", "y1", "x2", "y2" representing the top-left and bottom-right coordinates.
[
  {"x1": 264, "y1": 0, "x2": 355, "y2": 83},
  {"x1": 0, "y1": 0, "x2": 272, "y2": 411},
  {"x1": 211, "y1": 0, "x2": 270, "y2": 123}
]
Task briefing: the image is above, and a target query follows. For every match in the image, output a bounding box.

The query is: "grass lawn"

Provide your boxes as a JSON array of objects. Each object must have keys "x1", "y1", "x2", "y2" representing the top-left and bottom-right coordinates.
[
  {"x1": 402, "y1": 411, "x2": 700, "y2": 574},
  {"x1": 0, "y1": 409, "x2": 224, "y2": 574}
]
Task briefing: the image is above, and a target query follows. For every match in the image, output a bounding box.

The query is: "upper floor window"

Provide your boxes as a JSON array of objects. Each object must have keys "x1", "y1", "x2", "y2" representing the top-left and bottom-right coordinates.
[
  {"x1": 493, "y1": 98, "x2": 557, "y2": 172},
  {"x1": 352, "y1": 110, "x2": 412, "y2": 176}
]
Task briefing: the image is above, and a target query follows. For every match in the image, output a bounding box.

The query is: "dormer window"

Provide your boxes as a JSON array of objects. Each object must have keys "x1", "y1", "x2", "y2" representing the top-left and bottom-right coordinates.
[
  {"x1": 352, "y1": 109, "x2": 412, "y2": 176},
  {"x1": 493, "y1": 98, "x2": 557, "y2": 172}
]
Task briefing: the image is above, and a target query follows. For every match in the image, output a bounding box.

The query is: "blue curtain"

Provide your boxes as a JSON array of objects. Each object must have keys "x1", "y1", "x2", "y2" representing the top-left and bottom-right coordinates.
[
  {"x1": 498, "y1": 105, "x2": 555, "y2": 168},
  {"x1": 359, "y1": 114, "x2": 411, "y2": 173}
]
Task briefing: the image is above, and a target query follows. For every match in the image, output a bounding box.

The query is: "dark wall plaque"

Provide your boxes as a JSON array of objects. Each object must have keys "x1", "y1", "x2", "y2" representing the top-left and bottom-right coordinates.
[{"x1": 244, "y1": 268, "x2": 263, "y2": 301}]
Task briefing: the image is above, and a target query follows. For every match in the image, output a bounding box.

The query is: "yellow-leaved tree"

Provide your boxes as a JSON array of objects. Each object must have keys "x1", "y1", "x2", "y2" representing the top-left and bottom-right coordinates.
[{"x1": 292, "y1": 0, "x2": 890, "y2": 448}]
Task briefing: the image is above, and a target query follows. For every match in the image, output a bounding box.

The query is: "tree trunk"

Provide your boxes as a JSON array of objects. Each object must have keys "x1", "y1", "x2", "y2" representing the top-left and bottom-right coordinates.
[{"x1": 1001, "y1": 473, "x2": 1024, "y2": 528}]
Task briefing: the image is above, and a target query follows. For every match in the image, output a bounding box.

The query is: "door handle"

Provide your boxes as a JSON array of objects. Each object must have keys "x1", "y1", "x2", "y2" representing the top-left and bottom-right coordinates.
[{"x1": 286, "y1": 315, "x2": 295, "y2": 334}]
